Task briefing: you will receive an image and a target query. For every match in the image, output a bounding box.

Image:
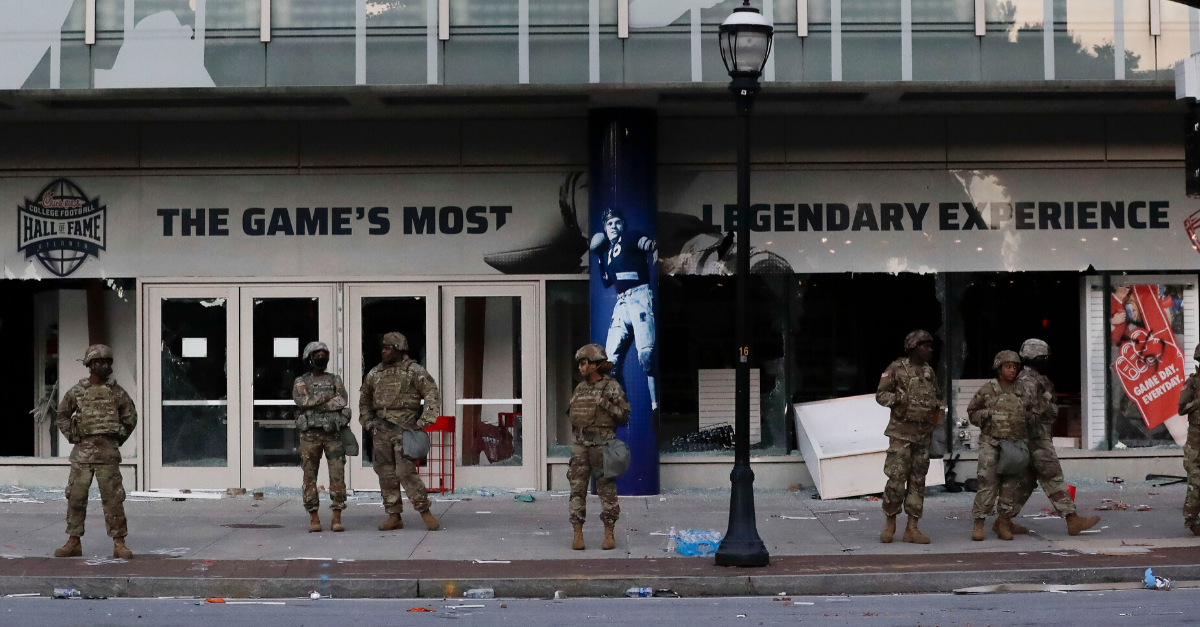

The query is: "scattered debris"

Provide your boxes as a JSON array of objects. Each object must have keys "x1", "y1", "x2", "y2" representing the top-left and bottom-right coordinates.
[
  {"x1": 626, "y1": 587, "x2": 654, "y2": 598},
  {"x1": 226, "y1": 488, "x2": 247, "y2": 496},
  {"x1": 284, "y1": 557, "x2": 333, "y2": 561},
  {"x1": 408, "y1": 607, "x2": 436, "y2": 612},
  {"x1": 553, "y1": 591, "x2": 567, "y2": 600},
  {"x1": 1144, "y1": 568, "x2": 1173, "y2": 591},
  {"x1": 840, "y1": 547, "x2": 862, "y2": 552},
  {"x1": 463, "y1": 588, "x2": 495, "y2": 599},
  {"x1": 447, "y1": 604, "x2": 486, "y2": 609},
  {"x1": 1108, "y1": 477, "x2": 1124, "y2": 484},
  {"x1": 205, "y1": 598, "x2": 226, "y2": 603},
  {"x1": 861, "y1": 496, "x2": 880, "y2": 502},
  {"x1": 1136, "y1": 505, "x2": 1154, "y2": 512},
  {"x1": 0, "y1": 498, "x2": 45, "y2": 504},
  {"x1": 675, "y1": 530, "x2": 723, "y2": 557},
  {"x1": 128, "y1": 490, "x2": 223, "y2": 500},
  {"x1": 475, "y1": 511, "x2": 492, "y2": 514},
  {"x1": 149, "y1": 547, "x2": 191, "y2": 557},
  {"x1": 472, "y1": 560, "x2": 509, "y2": 564},
  {"x1": 84, "y1": 558, "x2": 127, "y2": 566},
  {"x1": 253, "y1": 492, "x2": 264, "y2": 500},
  {"x1": 656, "y1": 589, "x2": 680, "y2": 598},
  {"x1": 225, "y1": 601, "x2": 285, "y2": 605},
  {"x1": 837, "y1": 517, "x2": 860, "y2": 522},
  {"x1": 309, "y1": 591, "x2": 321, "y2": 600},
  {"x1": 5, "y1": 593, "x2": 39, "y2": 598},
  {"x1": 532, "y1": 531, "x2": 551, "y2": 536},
  {"x1": 513, "y1": 494, "x2": 535, "y2": 503},
  {"x1": 434, "y1": 498, "x2": 462, "y2": 502},
  {"x1": 777, "y1": 516, "x2": 816, "y2": 520},
  {"x1": 52, "y1": 589, "x2": 80, "y2": 600}
]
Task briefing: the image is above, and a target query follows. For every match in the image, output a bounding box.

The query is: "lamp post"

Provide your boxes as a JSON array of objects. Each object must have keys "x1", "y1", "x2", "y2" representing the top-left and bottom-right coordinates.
[{"x1": 714, "y1": 0, "x2": 773, "y2": 569}]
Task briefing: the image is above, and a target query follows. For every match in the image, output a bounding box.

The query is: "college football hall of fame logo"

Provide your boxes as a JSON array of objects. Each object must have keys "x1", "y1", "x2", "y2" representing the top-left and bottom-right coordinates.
[{"x1": 16, "y1": 178, "x2": 107, "y2": 277}]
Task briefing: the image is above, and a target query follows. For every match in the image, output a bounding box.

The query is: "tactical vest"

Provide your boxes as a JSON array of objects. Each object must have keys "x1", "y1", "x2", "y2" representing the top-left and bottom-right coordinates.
[
  {"x1": 371, "y1": 361, "x2": 425, "y2": 426},
  {"x1": 74, "y1": 381, "x2": 123, "y2": 436},
  {"x1": 901, "y1": 363, "x2": 940, "y2": 423},
  {"x1": 984, "y1": 381, "x2": 1027, "y2": 440},
  {"x1": 296, "y1": 373, "x2": 343, "y2": 432},
  {"x1": 570, "y1": 379, "x2": 618, "y2": 430}
]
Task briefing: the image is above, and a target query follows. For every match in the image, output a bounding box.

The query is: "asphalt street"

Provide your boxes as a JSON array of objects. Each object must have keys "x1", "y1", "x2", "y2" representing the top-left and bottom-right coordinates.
[{"x1": 3, "y1": 590, "x2": 1198, "y2": 627}]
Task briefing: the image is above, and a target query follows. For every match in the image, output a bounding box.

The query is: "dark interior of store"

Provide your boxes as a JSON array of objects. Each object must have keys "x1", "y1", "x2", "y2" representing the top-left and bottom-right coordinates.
[{"x1": 0, "y1": 280, "x2": 37, "y2": 457}]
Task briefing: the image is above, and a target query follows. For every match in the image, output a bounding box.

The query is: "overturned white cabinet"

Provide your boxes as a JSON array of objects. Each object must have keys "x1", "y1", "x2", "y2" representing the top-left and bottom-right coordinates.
[{"x1": 795, "y1": 394, "x2": 944, "y2": 499}]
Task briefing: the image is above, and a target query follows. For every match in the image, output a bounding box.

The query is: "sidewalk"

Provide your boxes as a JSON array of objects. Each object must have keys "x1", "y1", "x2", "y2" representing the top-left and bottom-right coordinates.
[{"x1": 0, "y1": 479, "x2": 1197, "y2": 598}]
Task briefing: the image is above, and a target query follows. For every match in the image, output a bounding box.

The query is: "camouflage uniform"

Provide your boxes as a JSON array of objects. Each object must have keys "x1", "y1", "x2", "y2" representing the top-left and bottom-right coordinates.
[
  {"x1": 1011, "y1": 365, "x2": 1077, "y2": 518},
  {"x1": 1177, "y1": 346, "x2": 1200, "y2": 530},
  {"x1": 293, "y1": 369, "x2": 349, "y2": 513},
  {"x1": 875, "y1": 355, "x2": 943, "y2": 519},
  {"x1": 567, "y1": 372, "x2": 630, "y2": 526},
  {"x1": 57, "y1": 368, "x2": 137, "y2": 539},
  {"x1": 359, "y1": 351, "x2": 440, "y2": 515},
  {"x1": 967, "y1": 372, "x2": 1029, "y2": 520}
]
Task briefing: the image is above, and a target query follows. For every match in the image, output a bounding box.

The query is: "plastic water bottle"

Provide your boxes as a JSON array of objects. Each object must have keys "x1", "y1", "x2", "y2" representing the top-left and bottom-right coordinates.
[
  {"x1": 53, "y1": 589, "x2": 81, "y2": 599},
  {"x1": 665, "y1": 527, "x2": 678, "y2": 553},
  {"x1": 625, "y1": 587, "x2": 654, "y2": 598},
  {"x1": 463, "y1": 588, "x2": 495, "y2": 599}
]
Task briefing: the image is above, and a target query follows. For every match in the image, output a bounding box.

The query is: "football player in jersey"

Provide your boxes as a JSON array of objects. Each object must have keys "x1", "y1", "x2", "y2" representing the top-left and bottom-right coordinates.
[{"x1": 589, "y1": 208, "x2": 659, "y2": 410}]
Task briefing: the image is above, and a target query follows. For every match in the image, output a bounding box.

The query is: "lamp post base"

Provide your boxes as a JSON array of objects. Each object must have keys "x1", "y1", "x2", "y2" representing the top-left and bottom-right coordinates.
[{"x1": 714, "y1": 466, "x2": 770, "y2": 567}]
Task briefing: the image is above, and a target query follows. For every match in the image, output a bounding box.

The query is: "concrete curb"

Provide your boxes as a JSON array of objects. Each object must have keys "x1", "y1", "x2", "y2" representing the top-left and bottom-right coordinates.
[{"x1": 3, "y1": 563, "x2": 1196, "y2": 599}]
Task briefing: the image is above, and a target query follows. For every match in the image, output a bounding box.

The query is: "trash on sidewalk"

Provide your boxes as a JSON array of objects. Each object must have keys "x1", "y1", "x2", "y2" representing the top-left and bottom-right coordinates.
[
  {"x1": 284, "y1": 557, "x2": 334, "y2": 561},
  {"x1": 625, "y1": 587, "x2": 654, "y2": 598},
  {"x1": 777, "y1": 516, "x2": 816, "y2": 520},
  {"x1": 1144, "y1": 568, "x2": 1174, "y2": 591},
  {"x1": 463, "y1": 588, "x2": 495, "y2": 599},
  {"x1": 52, "y1": 589, "x2": 80, "y2": 599},
  {"x1": 226, "y1": 488, "x2": 247, "y2": 496},
  {"x1": 1136, "y1": 505, "x2": 1154, "y2": 512},
  {"x1": 309, "y1": 591, "x2": 321, "y2": 600},
  {"x1": 553, "y1": 591, "x2": 567, "y2": 600},
  {"x1": 472, "y1": 560, "x2": 510, "y2": 564},
  {"x1": 447, "y1": 604, "x2": 486, "y2": 609},
  {"x1": 837, "y1": 517, "x2": 860, "y2": 522},
  {"x1": 955, "y1": 582, "x2": 1145, "y2": 594},
  {"x1": 656, "y1": 589, "x2": 680, "y2": 598},
  {"x1": 253, "y1": 492, "x2": 264, "y2": 500},
  {"x1": 675, "y1": 529, "x2": 723, "y2": 557},
  {"x1": 84, "y1": 558, "x2": 127, "y2": 566},
  {"x1": 5, "y1": 593, "x2": 40, "y2": 598},
  {"x1": 513, "y1": 494, "x2": 535, "y2": 503},
  {"x1": 205, "y1": 598, "x2": 226, "y2": 603},
  {"x1": 128, "y1": 490, "x2": 223, "y2": 500},
  {"x1": 149, "y1": 547, "x2": 191, "y2": 557},
  {"x1": 408, "y1": 607, "x2": 437, "y2": 612},
  {"x1": 1108, "y1": 477, "x2": 1124, "y2": 484}
]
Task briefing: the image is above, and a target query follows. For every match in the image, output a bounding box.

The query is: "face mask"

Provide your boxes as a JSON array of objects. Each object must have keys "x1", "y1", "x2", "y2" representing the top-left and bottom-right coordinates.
[
  {"x1": 89, "y1": 361, "x2": 113, "y2": 379},
  {"x1": 311, "y1": 356, "x2": 330, "y2": 370}
]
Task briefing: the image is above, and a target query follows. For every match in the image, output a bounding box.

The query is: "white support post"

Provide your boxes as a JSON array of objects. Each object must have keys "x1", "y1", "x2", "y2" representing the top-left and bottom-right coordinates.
[{"x1": 260, "y1": 0, "x2": 271, "y2": 42}]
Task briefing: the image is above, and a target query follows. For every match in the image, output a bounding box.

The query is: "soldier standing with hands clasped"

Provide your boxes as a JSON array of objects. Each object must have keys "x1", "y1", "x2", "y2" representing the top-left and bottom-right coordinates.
[
  {"x1": 293, "y1": 341, "x2": 349, "y2": 533},
  {"x1": 54, "y1": 344, "x2": 138, "y2": 559},
  {"x1": 1176, "y1": 344, "x2": 1200, "y2": 536},
  {"x1": 359, "y1": 332, "x2": 441, "y2": 532},
  {"x1": 967, "y1": 351, "x2": 1030, "y2": 541},
  {"x1": 875, "y1": 330, "x2": 944, "y2": 545},
  {"x1": 567, "y1": 344, "x2": 630, "y2": 551}
]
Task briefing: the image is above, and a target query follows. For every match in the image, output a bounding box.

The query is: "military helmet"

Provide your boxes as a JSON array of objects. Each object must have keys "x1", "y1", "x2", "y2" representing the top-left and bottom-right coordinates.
[
  {"x1": 1020, "y1": 338, "x2": 1050, "y2": 360},
  {"x1": 601, "y1": 207, "x2": 625, "y2": 225},
  {"x1": 993, "y1": 350, "x2": 1021, "y2": 370},
  {"x1": 574, "y1": 343, "x2": 608, "y2": 363},
  {"x1": 382, "y1": 332, "x2": 409, "y2": 352},
  {"x1": 302, "y1": 341, "x2": 330, "y2": 361},
  {"x1": 83, "y1": 344, "x2": 112, "y2": 365},
  {"x1": 903, "y1": 330, "x2": 934, "y2": 352}
]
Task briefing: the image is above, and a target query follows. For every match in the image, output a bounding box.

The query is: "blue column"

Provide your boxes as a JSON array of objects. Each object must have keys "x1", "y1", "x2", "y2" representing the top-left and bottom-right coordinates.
[{"x1": 588, "y1": 108, "x2": 659, "y2": 496}]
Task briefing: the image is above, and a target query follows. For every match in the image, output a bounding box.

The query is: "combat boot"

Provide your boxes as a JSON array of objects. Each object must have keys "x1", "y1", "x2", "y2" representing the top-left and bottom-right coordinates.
[
  {"x1": 308, "y1": 512, "x2": 322, "y2": 533},
  {"x1": 995, "y1": 518, "x2": 1029, "y2": 534},
  {"x1": 971, "y1": 518, "x2": 986, "y2": 541},
  {"x1": 902, "y1": 516, "x2": 930, "y2": 544},
  {"x1": 112, "y1": 537, "x2": 134, "y2": 559},
  {"x1": 330, "y1": 510, "x2": 344, "y2": 533},
  {"x1": 54, "y1": 536, "x2": 82, "y2": 558},
  {"x1": 378, "y1": 513, "x2": 403, "y2": 531},
  {"x1": 1191, "y1": 524, "x2": 1200, "y2": 537},
  {"x1": 1065, "y1": 513, "x2": 1100, "y2": 536},
  {"x1": 572, "y1": 524, "x2": 585, "y2": 550},
  {"x1": 420, "y1": 510, "x2": 440, "y2": 531},
  {"x1": 601, "y1": 525, "x2": 616, "y2": 550},
  {"x1": 879, "y1": 515, "x2": 897, "y2": 543},
  {"x1": 995, "y1": 517, "x2": 1014, "y2": 541}
]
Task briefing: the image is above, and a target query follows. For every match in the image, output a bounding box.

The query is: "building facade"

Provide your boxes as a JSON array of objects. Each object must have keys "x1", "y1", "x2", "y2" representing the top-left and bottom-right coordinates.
[{"x1": 1, "y1": 0, "x2": 1197, "y2": 492}]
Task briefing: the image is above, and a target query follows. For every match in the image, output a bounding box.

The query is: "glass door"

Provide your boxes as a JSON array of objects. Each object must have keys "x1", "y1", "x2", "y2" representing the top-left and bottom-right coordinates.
[
  {"x1": 147, "y1": 286, "x2": 241, "y2": 489},
  {"x1": 441, "y1": 284, "x2": 539, "y2": 490},
  {"x1": 239, "y1": 285, "x2": 336, "y2": 488},
  {"x1": 345, "y1": 284, "x2": 439, "y2": 491}
]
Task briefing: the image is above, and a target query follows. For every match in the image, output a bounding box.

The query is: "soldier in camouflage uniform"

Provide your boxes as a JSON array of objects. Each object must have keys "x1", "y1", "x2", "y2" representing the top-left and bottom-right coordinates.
[
  {"x1": 967, "y1": 350, "x2": 1029, "y2": 541},
  {"x1": 1011, "y1": 339, "x2": 1100, "y2": 537},
  {"x1": 1176, "y1": 344, "x2": 1200, "y2": 536},
  {"x1": 567, "y1": 344, "x2": 630, "y2": 551},
  {"x1": 875, "y1": 330, "x2": 944, "y2": 544},
  {"x1": 54, "y1": 344, "x2": 138, "y2": 559},
  {"x1": 359, "y1": 332, "x2": 441, "y2": 532},
  {"x1": 293, "y1": 341, "x2": 349, "y2": 533}
]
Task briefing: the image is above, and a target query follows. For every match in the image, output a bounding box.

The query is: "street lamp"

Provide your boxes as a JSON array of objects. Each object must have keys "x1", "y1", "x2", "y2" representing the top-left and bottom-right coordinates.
[{"x1": 714, "y1": 0, "x2": 772, "y2": 569}]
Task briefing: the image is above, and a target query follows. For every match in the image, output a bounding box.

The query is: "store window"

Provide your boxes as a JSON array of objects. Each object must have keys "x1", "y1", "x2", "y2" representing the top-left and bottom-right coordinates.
[{"x1": 546, "y1": 280, "x2": 589, "y2": 458}]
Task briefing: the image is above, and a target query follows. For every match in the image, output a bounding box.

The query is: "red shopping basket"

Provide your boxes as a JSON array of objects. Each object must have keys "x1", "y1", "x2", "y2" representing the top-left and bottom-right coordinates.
[{"x1": 416, "y1": 416, "x2": 455, "y2": 494}]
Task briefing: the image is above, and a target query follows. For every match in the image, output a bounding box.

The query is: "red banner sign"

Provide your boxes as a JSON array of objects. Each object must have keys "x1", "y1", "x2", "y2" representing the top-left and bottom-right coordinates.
[{"x1": 1113, "y1": 285, "x2": 1186, "y2": 429}]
